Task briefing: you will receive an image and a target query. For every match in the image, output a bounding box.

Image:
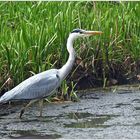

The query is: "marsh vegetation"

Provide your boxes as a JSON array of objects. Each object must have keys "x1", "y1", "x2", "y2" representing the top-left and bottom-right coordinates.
[{"x1": 0, "y1": 2, "x2": 140, "y2": 96}]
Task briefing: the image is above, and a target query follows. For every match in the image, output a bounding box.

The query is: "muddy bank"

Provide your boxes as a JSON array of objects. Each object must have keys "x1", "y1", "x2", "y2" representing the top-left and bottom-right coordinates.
[{"x1": 0, "y1": 85, "x2": 140, "y2": 139}]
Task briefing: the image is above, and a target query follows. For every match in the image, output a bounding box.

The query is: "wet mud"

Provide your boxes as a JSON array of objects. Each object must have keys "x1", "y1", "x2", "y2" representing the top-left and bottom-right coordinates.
[{"x1": 0, "y1": 85, "x2": 140, "y2": 139}]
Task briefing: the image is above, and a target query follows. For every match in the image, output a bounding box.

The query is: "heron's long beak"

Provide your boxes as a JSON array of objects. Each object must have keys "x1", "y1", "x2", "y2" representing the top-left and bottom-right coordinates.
[{"x1": 84, "y1": 31, "x2": 103, "y2": 35}]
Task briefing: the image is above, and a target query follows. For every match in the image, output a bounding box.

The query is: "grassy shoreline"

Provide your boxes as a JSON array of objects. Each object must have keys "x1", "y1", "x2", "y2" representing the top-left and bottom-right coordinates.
[{"x1": 0, "y1": 1, "x2": 140, "y2": 94}]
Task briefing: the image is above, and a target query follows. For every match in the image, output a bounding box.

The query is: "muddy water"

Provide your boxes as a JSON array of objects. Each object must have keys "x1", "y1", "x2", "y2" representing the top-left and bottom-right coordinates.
[{"x1": 0, "y1": 85, "x2": 140, "y2": 139}]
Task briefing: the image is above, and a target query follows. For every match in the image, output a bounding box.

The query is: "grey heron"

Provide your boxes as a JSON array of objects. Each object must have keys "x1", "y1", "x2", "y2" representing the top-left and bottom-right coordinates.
[{"x1": 0, "y1": 29, "x2": 102, "y2": 118}]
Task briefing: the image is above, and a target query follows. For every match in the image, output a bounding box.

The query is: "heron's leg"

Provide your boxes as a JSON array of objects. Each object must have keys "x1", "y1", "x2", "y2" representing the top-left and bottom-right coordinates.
[
  {"x1": 19, "y1": 99, "x2": 38, "y2": 118},
  {"x1": 39, "y1": 99, "x2": 43, "y2": 117}
]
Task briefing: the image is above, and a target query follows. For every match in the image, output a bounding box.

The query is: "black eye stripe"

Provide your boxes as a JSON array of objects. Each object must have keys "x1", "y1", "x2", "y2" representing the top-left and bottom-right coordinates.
[{"x1": 71, "y1": 29, "x2": 83, "y2": 34}]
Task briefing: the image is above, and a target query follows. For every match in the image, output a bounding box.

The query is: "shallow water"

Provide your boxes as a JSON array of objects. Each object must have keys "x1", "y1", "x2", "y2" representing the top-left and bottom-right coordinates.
[{"x1": 0, "y1": 85, "x2": 140, "y2": 139}]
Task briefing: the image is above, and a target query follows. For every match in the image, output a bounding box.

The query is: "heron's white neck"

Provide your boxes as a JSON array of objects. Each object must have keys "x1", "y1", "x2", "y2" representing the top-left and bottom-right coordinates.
[{"x1": 59, "y1": 34, "x2": 76, "y2": 80}]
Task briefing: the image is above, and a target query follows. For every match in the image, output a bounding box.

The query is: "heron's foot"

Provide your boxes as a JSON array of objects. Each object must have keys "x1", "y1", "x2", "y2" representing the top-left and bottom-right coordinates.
[{"x1": 19, "y1": 108, "x2": 25, "y2": 119}]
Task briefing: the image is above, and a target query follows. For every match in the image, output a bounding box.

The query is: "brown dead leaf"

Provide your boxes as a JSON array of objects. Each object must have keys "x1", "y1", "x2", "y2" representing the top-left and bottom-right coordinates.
[{"x1": 76, "y1": 57, "x2": 84, "y2": 67}]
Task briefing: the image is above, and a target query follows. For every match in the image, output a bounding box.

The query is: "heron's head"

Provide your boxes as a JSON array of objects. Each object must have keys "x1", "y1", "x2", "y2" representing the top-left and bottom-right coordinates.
[{"x1": 70, "y1": 29, "x2": 103, "y2": 39}]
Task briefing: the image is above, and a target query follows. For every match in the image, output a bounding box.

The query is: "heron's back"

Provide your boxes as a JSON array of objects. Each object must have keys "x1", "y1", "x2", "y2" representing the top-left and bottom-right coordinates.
[{"x1": 0, "y1": 69, "x2": 60, "y2": 103}]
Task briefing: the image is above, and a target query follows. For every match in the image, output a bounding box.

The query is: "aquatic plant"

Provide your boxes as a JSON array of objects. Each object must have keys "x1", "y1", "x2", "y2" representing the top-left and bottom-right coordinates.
[{"x1": 0, "y1": 1, "x2": 140, "y2": 94}]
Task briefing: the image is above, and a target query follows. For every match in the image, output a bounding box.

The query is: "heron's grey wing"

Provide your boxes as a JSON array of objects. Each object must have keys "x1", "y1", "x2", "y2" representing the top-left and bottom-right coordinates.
[
  {"x1": 13, "y1": 73, "x2": 60, "y2": 100},
  {"x1": 0, "y1": 69, "x2": 60, "y2": 103}
]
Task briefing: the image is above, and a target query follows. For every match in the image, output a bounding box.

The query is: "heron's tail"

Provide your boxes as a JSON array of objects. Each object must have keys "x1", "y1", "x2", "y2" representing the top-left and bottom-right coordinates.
[{"x1": 0, "y1": 91, "x2": 12, "y2": 103}]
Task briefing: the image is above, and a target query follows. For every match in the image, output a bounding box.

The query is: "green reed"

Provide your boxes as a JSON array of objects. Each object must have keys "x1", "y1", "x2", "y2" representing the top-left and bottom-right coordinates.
[{"x1": 0, "y1": 1, "x2": 139, "y2": 89}]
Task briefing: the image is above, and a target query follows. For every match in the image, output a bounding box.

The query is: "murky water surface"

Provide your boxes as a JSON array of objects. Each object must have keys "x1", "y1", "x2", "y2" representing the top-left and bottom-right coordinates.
[{"x1": 0, "y1": 85, "x2": 140, "y2": 139}]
